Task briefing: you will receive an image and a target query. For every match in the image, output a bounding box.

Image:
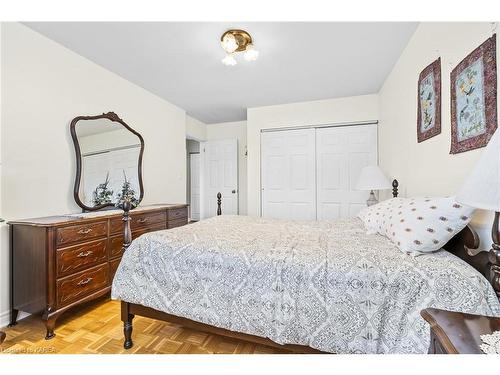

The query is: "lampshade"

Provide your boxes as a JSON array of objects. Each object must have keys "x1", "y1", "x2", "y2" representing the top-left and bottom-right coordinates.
[
  {"x1": 221, "y1": 33, "x2": 238, "y2": 54},
  {"x1": 355, "y1": 166, "x2": 392, "y2": 191},
  {"x1": 244, "y1": 44, "x2": 259, "y2": 61},
  {"x1": 221, "y1": 53, "x2": 237, "y2": 66},
  {"x1": 456, "y1": 129, "x2": 500, "y2": 211}
]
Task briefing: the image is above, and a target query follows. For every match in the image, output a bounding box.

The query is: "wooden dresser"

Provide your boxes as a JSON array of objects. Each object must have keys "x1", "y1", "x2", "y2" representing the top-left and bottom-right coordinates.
[
  {"x1": 421, "y1": 308, "x2": 500, "y2": 354},
  {"x1": 8, "y1": 204, "x2": 188, "y2": 339}
]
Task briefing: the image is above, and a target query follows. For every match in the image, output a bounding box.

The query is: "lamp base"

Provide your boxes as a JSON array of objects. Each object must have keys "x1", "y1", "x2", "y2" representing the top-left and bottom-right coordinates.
[{"x1": 366, "y1": 190, "x2": 378, "y2": 207}]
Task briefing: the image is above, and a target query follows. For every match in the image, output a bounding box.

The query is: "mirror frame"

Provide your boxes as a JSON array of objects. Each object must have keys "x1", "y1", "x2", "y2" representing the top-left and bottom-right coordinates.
[{"x1": 70, "y1": 111, "x2": 145, "y2": 212}]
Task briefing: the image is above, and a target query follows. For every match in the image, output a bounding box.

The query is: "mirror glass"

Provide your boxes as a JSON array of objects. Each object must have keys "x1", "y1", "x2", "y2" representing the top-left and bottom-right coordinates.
[{"x1": 73, "y1": 115, "x2": 143, "y2": 210}]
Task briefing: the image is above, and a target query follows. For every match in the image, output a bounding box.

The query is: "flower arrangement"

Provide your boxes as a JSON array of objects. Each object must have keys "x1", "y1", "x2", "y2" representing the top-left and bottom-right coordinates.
[
  {"x1": 116, "y1": 170, "x2": 139, "y2": 208},
  {"x1": 92, "y1": 172, "x2": 113, "y2": 206}
]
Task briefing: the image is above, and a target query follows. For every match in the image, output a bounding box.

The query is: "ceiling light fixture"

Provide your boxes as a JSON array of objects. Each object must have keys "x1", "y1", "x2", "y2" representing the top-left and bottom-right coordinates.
[
  {"x1": 220, "y1": 29, "x2": 259, "y2": 66},
  {"x1": 221, "y1": 53, "x2": 237, "y2": 66}
]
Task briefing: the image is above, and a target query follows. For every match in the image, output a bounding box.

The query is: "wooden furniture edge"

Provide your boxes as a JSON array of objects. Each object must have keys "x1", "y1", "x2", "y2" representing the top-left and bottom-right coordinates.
[
  {"x1": 420, "y1": 308, "x2": 460, "y2": 354},
  {"x1": 7, "y1": 204, "x2": 188, "y2": 227},
  {"x1": 122, "y1": 301, "x2": 323, "y2": 353}
]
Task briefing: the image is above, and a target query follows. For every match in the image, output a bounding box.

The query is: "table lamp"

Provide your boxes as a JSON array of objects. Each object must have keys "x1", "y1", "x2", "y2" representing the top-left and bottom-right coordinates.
[
  {"x1": 456, "y1": 128, "x2": 500, "y2": 294},
  {"x1": 355, "y1": 165, "x2": 392, "y2": 206}
]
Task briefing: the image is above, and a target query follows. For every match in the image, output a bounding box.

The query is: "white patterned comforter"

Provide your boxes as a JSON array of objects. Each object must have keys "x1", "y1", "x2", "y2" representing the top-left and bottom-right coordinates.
[{"x1": 111, "y1": 215, "x2": 500, "y2": 353}]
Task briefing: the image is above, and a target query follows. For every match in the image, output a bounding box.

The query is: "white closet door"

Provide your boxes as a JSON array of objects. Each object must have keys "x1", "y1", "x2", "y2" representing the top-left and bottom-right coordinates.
[
  {"x1": 316, "y1": 124, "x2": 377, "y2": 219},
  {"x1": 261, "y1": 129, "x2": 316, "y2": 220}
]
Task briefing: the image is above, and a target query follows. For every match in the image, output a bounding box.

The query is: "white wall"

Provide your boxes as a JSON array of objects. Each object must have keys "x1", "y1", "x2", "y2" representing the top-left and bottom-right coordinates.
[
  {"x1": 378, "y1": 22, "x2": 499, "y2": 249},
  {"x1": 206, "y1": 121, "x2": 247, "y2": 215},
  {"x1": 186, "y1": 115, "x2": 207, "y2": 141},
  {"x1": 246, "y1": 95, "x2": 379, "y2": 216},
  {"x1": 0, "y1": 23, "x2": 187, "y2": 326}
]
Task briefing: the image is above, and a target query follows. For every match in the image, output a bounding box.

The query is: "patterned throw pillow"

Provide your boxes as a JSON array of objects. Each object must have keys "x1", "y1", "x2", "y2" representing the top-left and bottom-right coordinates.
[{"x1": 357, "y1": 197, "x2": 475, "y2": 254}]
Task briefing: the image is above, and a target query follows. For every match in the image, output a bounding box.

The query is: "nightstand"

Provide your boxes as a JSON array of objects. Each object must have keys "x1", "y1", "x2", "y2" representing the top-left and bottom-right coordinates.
[{"x1": 421, "y1": 308, "x2": 500, "y2": 354}]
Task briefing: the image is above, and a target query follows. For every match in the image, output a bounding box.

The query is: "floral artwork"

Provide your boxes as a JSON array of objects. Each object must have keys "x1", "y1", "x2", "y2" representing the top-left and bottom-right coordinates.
[
  {"x1": 417, "y1": 58, "x2": 441, "y2": 142},
  {"x1": 450, "y1": 34, "x2": 497, "y2": 154}
]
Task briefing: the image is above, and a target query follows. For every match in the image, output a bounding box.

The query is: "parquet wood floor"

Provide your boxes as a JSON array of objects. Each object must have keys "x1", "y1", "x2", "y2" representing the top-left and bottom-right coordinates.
[{"x1": 0, "y1": 298, "x2": 289, "y2": 354}]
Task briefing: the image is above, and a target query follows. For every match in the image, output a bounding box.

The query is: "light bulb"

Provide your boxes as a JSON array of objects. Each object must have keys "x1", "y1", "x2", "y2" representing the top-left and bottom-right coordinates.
[
  {"x1": 221, "y1": 53, "x2": 237, "y2": 66},
  {"x1": 221, "y1": 33, "x2": 238, "y2": 54},
  {"x1": 244, "y1": 44, "x2": 259, "y2": 61}
]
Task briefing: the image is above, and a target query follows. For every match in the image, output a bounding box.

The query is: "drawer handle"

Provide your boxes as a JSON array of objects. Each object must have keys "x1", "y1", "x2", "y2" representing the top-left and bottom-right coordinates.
[
  {"x1": 77, "y1": 277, "x2": 93, "y2": 286},
  {"x1": 137, "y1": 218, "x2": 147, "y2": 224},
  {"x1": 77, "y1": 228, "x2": 93, "y2": 235},
  {"x1": 77, "y1": 250, "x2": 94, "y2": 258}
]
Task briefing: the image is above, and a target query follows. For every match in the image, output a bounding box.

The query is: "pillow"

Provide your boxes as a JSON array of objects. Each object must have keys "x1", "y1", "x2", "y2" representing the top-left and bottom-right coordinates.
[{"x1": 357, "y1": 197, "x2": 475, "y2": 254}]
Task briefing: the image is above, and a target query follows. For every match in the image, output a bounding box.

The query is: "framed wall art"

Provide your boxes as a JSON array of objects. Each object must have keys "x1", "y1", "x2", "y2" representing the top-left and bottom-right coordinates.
[
  {"x1": 450, "y1": 34, "x2": 497, "y2": 154},
  {"x1": 417, "y1": 57, "x2": 441, "y2": 142}
]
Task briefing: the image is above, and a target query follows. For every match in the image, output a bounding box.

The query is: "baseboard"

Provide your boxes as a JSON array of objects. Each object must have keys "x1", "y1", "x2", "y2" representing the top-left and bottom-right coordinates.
[{"x1": 0, "y1": 309, "x2": 30, "y2": 329}]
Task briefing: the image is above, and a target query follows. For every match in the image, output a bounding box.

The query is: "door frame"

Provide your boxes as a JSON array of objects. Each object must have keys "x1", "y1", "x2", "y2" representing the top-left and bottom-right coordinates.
[
  {"x1": 186, "y1": 136, "x2": 203, "y2": 221},
  {"x1": 189, "y1": 152, "x2": 201, "y2": 221}
]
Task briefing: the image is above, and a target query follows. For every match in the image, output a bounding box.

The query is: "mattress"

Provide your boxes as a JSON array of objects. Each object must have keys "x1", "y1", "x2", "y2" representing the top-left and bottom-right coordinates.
[{"x1": 111, "y1": 215, "x2": 500, "y2": 353}]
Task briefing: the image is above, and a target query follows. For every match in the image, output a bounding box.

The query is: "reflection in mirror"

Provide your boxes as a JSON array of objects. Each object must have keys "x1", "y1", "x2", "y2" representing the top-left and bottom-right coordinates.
[{"x1": 71, "y1": 113, "x2": 144, "y2": 211}]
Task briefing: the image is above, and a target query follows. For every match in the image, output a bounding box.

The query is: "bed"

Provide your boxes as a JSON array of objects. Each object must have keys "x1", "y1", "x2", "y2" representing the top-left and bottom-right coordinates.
[{"x1": 111, "y1": 187, "x2": 500, "y2": 354}]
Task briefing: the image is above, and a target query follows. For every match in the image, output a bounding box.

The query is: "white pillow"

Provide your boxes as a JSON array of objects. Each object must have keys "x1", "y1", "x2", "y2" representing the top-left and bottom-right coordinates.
[{"x1": 357, "y1": 197, "x2": 475, "y2": 254}]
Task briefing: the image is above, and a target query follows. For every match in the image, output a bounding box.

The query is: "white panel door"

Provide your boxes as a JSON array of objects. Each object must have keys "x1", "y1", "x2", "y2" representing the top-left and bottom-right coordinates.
[
  {"x1": 261, "y1": 129, "x2": 316, "y2": 220},
  {"x1": 190, "y1": 153, "x2": 201, "y2": 221},
  {"x1": 202, "y1": 139, "x2": 238, "y2": 218},
  {"x1": 316, "y1": 124, "x2": 377, "y2": 219}
]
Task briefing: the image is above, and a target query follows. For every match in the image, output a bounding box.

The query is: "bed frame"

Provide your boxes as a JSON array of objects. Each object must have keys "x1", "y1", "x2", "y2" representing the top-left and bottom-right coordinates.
[{"x1": 119, "y1": 180, "x2": 499, "y2": 353}]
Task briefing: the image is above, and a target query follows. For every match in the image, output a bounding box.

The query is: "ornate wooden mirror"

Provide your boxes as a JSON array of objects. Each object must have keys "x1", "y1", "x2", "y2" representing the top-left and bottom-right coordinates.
[{"x1": 70, "y1": 112, "x2": 144, "y2": 211}]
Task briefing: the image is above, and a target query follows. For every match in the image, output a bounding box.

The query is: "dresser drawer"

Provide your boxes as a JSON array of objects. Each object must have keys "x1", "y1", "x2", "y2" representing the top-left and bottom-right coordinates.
[
  {"x1": 131, "y1": 211, "x2": 166, "y2": 231},
  {"x1": 57, "y1": 221, "x2": 107, "y2": 247},
  {"x1": 109, "y1": 222, "x2": 167, "y2": 258},
  {"x1": 167, "y1": 207, "x2": 188, "y2": 221},
  {"x1": 56, "y1": 263, "x2": 109, "y2": 308},
  {"x1": 109, "y1": 235, "x2": 124, "y2": 259},
  {"x1": 167, "y1": 217, "x2": 188, "y2": 229},
  {"x1": 109, "y1": 217, "x2": 124, "y2": 235},
  {"x1": 110, "y1": 257, "x2": 122, "y2": 282},
  {"x1": 133, "y1": 223, "x2": 166, "y2": 239},
  {"x1": 56, "y1": 239, "x2": 108, "y2": 277}
]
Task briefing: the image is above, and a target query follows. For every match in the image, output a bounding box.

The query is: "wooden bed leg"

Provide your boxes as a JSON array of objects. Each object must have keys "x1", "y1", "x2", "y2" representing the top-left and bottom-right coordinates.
[{"x1": 121, "y1": 301, "x2": 134, "y2": 349}]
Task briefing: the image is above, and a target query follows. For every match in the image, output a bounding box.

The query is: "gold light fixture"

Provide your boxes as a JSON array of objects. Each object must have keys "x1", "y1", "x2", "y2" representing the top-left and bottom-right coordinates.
[{"x1": 220, "y1": 29, "x2": 259, "y2": 66}]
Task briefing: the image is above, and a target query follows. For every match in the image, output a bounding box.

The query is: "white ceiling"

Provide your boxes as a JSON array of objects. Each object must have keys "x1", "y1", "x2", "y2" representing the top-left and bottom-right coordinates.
[{"x1": 25, "y1": 22, "x2": 417, "y2": 124}]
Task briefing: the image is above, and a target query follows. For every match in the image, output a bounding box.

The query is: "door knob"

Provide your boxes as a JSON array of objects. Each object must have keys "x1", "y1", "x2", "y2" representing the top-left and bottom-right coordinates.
[{"x1": 232, "y1": 190, "x2": 236, "y2": 194}]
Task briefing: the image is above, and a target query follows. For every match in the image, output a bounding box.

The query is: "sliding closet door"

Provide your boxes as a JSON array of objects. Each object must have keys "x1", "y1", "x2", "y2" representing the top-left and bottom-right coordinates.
[
  {"x1": 261, "y1": 129, "x2": 316, "y2": 220},
  {"x1": 316, "y1": 124, "x2": 377, "y2": 220}
]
